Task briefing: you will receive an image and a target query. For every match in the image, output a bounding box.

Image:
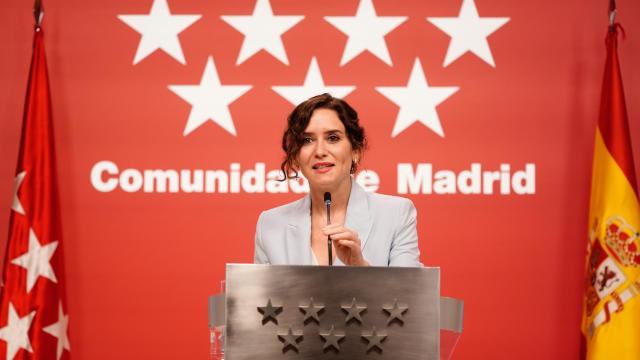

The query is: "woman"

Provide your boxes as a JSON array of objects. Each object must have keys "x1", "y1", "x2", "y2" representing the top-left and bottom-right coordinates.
[{"x1": 254, "y1": 93, "x2": 422, "y2": 267}]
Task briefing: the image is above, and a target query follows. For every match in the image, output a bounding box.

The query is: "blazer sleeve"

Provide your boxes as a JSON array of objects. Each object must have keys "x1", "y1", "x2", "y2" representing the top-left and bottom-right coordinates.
[
  {"x1": 389, "y1": 199, "x2": 423, "y2": 267},
  {"x1": 253, "y1": 212, "x2": 270, "y2": 264}
]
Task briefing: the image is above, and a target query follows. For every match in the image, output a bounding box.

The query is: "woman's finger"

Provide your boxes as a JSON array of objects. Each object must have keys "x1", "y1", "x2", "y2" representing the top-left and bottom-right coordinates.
[
  {"x1": 328, "y1": 231, "x2": 358, "y2": 242},
  {"x1": 322, "y1": 225, "x2": 343, "y2": 233},
  {"x1": 322, "y1": 225, "x2": 351, "y2": 235},
  {"x1": 336, "y1": 239, "x2": 359, "y2": 251}
]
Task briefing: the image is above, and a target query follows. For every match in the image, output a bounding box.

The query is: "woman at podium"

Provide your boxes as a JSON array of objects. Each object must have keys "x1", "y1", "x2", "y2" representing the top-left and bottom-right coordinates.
[{"x1": 254, "y1": 93, "x2": 422, "y2": 267}]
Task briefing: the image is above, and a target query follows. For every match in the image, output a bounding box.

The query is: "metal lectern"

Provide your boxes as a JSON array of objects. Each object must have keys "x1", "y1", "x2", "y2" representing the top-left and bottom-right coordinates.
[{"x1": 209, "y1": 264, "x2": 463, "y2": 359}]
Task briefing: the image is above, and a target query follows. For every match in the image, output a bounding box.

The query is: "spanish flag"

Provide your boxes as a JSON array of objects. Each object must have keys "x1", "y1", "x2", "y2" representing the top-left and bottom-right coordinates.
[{"x1": 582, "y1": 23, "x2": 640, "y2": 360}]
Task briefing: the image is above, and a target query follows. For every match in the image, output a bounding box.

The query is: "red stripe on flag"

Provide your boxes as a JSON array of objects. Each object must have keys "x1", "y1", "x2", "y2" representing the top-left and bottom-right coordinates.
[{"x1": 597, "y1": 27, "x2": 639, "y2": 197}]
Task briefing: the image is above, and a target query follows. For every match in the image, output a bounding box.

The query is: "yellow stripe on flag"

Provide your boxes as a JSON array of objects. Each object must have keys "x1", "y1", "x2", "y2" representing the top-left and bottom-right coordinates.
[{"x1": 583, "y1": 129, "x2": 640, "y2": 360}]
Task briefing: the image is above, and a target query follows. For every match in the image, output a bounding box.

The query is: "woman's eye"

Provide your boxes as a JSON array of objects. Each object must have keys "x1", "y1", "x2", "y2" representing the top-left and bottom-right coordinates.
[
  {"x1": 327, "y1": 135, "x2": 340, "y2": 142},
  {"x1": 302, "y1": 137, "x2": 313, "y2": 144}
]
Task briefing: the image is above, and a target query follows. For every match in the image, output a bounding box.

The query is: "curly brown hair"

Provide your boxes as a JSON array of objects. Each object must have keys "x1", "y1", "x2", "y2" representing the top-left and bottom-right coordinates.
[{"x1": 280, "y1": 93, "x2": 367, "y2": 180}]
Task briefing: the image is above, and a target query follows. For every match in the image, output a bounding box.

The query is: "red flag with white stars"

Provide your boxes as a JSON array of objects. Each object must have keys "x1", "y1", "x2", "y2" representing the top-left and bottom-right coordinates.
[{"x1": 0, "y1": 24, "x2": 70, "y2": 360}]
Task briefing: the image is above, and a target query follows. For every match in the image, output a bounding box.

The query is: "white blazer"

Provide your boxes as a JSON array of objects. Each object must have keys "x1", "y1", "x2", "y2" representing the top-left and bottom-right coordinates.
[{"x1": 254, "y1": 180, "x2": 422, "y2": 267}]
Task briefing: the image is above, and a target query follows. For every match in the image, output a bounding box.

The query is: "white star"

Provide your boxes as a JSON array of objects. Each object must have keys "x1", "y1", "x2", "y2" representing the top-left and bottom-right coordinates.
[
  {"x1": 11, "y1": 228, "x2": 59, "y2": 293},
  {"x1": 221, "y1": 0, "x2": 304, "y2": 65},
  {"x1": 272, "y1": 57, "x2": 356, "y2": 105},
  {"x1": 0, "y1": 303, "x2": 36, "y2": 360},
  {"x1": 118, "y1": 0, "x2": 201, "y2": 65},
  {"x1": 43, "y1": 302, "x2": 71, "y2": 360},
  {"x1": 325, "y1": 0, "x2": 406, "y2": 66},
  {"x1": 376, "y1": 58, "x2": 459, "y2": 137},
  {"x1": 427, "y1": 0, "x2": 509, "y2": 67},
  {"x1": 168, "y1": 57, "x2": 252, "y2": 136},
  {"x1": 11, "y1": 171, "x2": 26, "y2": 215}
]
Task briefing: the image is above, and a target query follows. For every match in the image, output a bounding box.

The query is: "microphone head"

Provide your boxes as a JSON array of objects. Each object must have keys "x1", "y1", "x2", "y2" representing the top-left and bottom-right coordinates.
[{"x1": 324, "y1": 192, "x2": 331, "y2": 205}]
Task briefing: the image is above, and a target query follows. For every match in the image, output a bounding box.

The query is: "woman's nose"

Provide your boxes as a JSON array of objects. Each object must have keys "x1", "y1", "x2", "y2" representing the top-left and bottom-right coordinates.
[{"x1": 314, "y1": 140, "x2": 327, "y2": 157}]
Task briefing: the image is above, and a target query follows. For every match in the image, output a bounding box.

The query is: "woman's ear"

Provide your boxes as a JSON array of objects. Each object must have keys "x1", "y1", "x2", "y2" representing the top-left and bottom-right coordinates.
[{"x1": 352, "y1": 150, "x2": 362, "y2": 165}]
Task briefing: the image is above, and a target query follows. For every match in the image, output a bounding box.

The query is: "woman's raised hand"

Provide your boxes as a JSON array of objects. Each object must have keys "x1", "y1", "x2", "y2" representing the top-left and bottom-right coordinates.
[{"x1": 322, "y1": 223, "x2": 369, "y2": 266}]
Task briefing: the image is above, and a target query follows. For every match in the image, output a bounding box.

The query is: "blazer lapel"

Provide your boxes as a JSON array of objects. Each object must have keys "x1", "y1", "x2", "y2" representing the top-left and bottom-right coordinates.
[
  {"x1": 345, "y1": 181, "x2": 373, "y2": 255},
  {"x1": 285, "y1": 194, "x2": 312, "y2": 265}
]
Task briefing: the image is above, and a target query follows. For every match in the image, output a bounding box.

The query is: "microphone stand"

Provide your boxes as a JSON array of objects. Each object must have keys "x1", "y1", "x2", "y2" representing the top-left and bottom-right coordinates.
[{"x1": 324, "y1": 192, "x2": 332, "y2": 266}]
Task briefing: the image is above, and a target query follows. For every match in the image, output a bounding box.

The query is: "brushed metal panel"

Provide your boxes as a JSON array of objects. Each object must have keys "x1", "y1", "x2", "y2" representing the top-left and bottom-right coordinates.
[{"x1": 225, "y1": 264, "x2": 440, "y2": 360}]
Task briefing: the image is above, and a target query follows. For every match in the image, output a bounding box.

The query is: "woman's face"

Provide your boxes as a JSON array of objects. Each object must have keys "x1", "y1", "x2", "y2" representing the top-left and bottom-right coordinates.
[{"x1": 296, "y1": 108, "x2": 358, "y2": 191}]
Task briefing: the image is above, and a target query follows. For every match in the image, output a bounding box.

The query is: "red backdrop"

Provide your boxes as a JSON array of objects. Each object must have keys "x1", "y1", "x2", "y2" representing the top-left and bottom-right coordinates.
[{"x1": 1, "y1": 0, "x2": 639, "y2": 359}]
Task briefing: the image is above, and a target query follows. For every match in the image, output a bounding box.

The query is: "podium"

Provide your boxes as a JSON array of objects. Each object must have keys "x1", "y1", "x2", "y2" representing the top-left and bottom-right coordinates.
[{"x1": 209, "y1": 264, "x2": 463, "y2": 359}]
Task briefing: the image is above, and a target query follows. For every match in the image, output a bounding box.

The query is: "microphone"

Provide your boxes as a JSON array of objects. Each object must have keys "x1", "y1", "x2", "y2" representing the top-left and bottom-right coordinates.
[{"x1": 324, "y1": 192, "x2": 332, "y2": 266}]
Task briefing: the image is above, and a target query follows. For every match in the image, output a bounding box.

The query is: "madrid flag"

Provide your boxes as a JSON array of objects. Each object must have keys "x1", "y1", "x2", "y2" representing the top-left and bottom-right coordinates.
[
  {"x1": 582, "y1": 24, "x2": 640, "y2": 360},
  {"x1": 0, "y1": 25, "x2": 71, "y2": 360}
]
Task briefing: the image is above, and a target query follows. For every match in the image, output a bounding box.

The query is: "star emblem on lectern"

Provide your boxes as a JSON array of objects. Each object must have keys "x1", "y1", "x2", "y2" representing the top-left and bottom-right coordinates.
[
  {"x1": 299, "y1": 297, "x2": 324, "y2": 324},
  {"x1": 277, "y1": 327, "x2": 303, "y2": 352},
  {"x1": 255, "y1": 295, "x2": 415, "y2": 353},
  {"x1": 258, "y1": 298, "x2": 283, "y2": 324},
  {"x1": 382, "y1": 298, "x2": 409, "y2": 325},
  {"x1": 319, "y1": 324, "x2": 345, "y2": 352},
  {"x1": 361, "y1": 326, "x2": 387, "y2": 352},
  {"x1": 341, "y1": 297, "x2": 367, "y2": 324}
]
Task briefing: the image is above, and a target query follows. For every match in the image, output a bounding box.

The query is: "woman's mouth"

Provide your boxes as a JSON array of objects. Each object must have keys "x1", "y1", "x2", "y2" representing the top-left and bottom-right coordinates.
[{"x1": 312, "y1": 163, "x2": 335, "y2": 173}]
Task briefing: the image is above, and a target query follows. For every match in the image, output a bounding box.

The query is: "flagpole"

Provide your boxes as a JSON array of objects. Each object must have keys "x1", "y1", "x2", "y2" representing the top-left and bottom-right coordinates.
[{"x1": 608, "y1": 0, "x2": 616, "y2": 29}]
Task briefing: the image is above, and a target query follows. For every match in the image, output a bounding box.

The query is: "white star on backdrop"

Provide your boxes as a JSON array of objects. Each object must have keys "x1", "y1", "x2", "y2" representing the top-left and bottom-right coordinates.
[
  {"x1": 118, "y1": 0, "x2": 201, "y2": 65},
  {"x1": 11, "y1": 228, "x2": 59, "y2": 293},
  {"x1": 0, "y1": 303, "x2": 36, "y2": 360},
  {"x1": 427, "y1": 0, "x2": 509, "y2": 67},
  {"x1": 12, "y1": 171, "x2": 26, "y2": 215},
  {"x1": 376, "y1": 58, "x2": 459, "y2": 137},
  {"x1": 272, "y1": 57, "x2": 356, "y2": 105},
  {"x1": 43, "y1": 302, "x2": 71, "y2": 360},
  {"x1": 221, "y1": 0, "x2": 304, "y2": 65},
  {"x1": 169, "y1": 56, "x2": 252, "y2": 136},
  {"x1": 325, "y1": 0, "x2": 407, "y2": 66}
]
